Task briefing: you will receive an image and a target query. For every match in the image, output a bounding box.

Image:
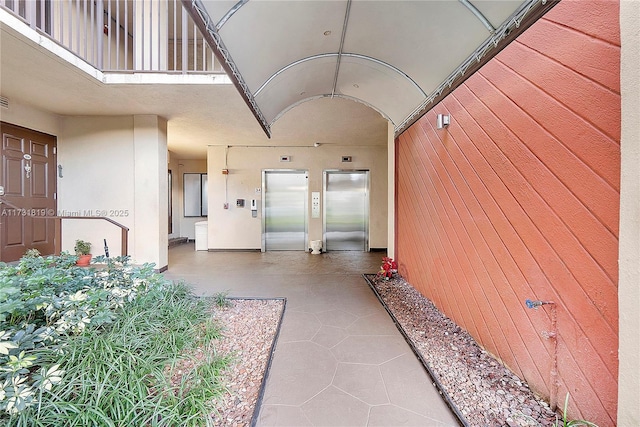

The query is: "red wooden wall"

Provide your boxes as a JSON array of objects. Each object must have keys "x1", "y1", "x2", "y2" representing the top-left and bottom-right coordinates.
[{"x1": 395, "y1": 1, "x2": 620, "y2": 425}]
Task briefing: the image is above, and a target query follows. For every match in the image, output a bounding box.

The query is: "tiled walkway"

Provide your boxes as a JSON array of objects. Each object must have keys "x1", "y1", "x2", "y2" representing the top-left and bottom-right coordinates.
[{"x1": 164, "y1": 244, "x2": 459, "y2": 427}]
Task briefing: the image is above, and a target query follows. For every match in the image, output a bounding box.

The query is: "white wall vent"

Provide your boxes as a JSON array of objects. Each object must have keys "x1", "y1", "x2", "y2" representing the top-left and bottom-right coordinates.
[{"x1": 0, "y1": 96, "x2": 8, "y2": 109}]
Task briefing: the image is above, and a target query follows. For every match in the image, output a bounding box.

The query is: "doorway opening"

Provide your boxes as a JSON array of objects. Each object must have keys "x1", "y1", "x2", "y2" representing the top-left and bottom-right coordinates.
[{"x1": 0, "y1": 122, "x2": 57, "y2": 262}]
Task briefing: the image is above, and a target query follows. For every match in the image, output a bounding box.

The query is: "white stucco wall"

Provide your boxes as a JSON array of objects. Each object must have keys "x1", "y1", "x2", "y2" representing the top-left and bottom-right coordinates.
[
  {"x1": 57, "y1": 115, "x2": 168, "y2": 268},
  {"x1": 57, "y1": 116, "x2": 135, "y2": 260},
  {"x1": 0, "y1": 99, "x2": 60, "y2": 136},
  {"x1": 618, "y1": 1, "x2": 640, "y2": 425},
  {"x1": 207, "y1": 144, "x2": 388, "y2": 250}
]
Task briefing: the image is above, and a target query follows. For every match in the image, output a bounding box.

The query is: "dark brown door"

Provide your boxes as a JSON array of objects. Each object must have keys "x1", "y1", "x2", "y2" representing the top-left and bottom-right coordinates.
[{"x1": 0, "y1": 122, "x2": 57, "y2": 262}]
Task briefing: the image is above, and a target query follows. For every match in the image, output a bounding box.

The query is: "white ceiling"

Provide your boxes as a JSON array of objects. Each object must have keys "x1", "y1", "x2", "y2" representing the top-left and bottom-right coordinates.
[
  {"x1": 186, "y1": 0, "x2": 557, "y2": 137},
  {"x1": 1, "y1": 0, "x2": 555, "y2": 159}
]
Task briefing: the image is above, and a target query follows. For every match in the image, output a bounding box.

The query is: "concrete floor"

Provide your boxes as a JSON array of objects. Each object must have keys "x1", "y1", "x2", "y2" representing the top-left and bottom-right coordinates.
[{"x1": 164, "y1": 243, "x2": 459, "y2": 427}]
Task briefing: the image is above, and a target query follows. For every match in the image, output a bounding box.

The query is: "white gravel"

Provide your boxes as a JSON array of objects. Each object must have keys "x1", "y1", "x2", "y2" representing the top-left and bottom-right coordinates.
[{"x1": 209, "y1": 299, "x2": 284, "y2": 427}]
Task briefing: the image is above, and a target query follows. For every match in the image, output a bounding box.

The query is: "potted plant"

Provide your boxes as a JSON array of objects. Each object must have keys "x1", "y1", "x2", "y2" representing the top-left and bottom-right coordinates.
[{"x1": 74, "y1": 239, "x2": 92, "y2": 266}]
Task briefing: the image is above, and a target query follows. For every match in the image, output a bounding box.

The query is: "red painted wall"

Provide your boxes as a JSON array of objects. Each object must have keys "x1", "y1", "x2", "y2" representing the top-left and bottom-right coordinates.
[{"x1": 395, "y1": 1, "x2": 620, "y2": 425}]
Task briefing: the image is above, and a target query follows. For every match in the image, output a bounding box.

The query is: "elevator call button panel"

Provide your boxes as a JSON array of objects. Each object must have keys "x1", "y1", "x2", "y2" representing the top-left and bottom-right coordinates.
[{"x1": 311, "y1": 192, "x2": 320, "y2": 218}]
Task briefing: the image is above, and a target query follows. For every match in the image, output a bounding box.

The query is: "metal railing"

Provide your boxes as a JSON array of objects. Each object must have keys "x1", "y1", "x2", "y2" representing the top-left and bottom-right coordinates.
[
  {"x1": 53, "y1": 216, "x2": 129, "y2": 257},
  {"x1": 0, "y1": 0, "x2": 222, "y2": 73}
]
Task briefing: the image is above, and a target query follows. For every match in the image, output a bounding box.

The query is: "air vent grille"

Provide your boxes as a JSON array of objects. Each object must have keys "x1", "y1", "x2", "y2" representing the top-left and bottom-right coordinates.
[{"x1": 0, "y1": 96, "x2": 8, "y2": 109}]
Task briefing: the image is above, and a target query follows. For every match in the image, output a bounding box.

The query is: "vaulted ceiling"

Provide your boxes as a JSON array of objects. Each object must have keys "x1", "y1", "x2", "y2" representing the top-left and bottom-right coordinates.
[{"x1": 183, "y1": 0, "x2": 557, "y2": 138}]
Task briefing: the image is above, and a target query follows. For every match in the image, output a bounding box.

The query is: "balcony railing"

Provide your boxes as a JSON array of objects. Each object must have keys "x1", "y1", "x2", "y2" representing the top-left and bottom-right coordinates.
[{"x1": 0, "y1": 0, "x2": 223, "y2": 73}]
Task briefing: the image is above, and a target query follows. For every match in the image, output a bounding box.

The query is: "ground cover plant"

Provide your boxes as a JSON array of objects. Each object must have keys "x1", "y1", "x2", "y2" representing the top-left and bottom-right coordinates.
[{"x1": 0, "y1": 252, "x2": 229, "y2": 426}]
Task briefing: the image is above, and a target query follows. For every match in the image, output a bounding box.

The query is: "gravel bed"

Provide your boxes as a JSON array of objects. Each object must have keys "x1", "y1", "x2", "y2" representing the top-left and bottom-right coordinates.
[
  {"x1": 367, "y1": 274, "x2": 558, "y2": 427},
  {"x1": 209, "y1": 299, "x2": 284, "y2": 427}
]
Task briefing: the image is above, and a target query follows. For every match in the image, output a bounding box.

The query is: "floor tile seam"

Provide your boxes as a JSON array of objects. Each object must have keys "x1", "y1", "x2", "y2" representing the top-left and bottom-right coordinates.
[
  {"x1": 385, "y1": 401, "x2": 449, "y2": 422},
  {"x1": 278, "y1": 311, "x2": 322, "y2": 344},
  {"x1": 309, "y1": 311, "x2": 346, "y2": 333},
  {"x1": 376, "y1": 351, "x2": 456, "y2": 420},
  {"x1": 379, "y1": 351, "x2": 412, "y2": 366},
  {"x1": 297, "y1": 382, "x2": 334, "y2": 408},
  {"x1": 311, "y1": 308, "x2": 357, "y2": 329},
  {"x1": 320, "y1": 310, "x2": 358, "y2": 332},
  {"x1": 258, "y1": 403, "x2": 315, "y2": 426},
  {"x1": 374, "y1": 376, "x2": 456, "y2": 426},
  {"x1": 325, "y1": 334, "x2": 350, "y2": 350},
  {"x1": 343, "y1": 331, "x2": 406, "y2": 337},
  {"x1": 376, "y1": 364, "x2": 394, "y2": 410},
  {"x1": 328, "y1": 341, "x2": 410, "y2": 365},
  {"x1": 331, "y1": 383, "x2": 389, "y2": 408},
  {"x1": 280, "y1": 362, "x2": 340, "y2": 409},
  {"x1": 309, "y1": 312, "x2": 373, "y2": 341},
  {"x1": 308, "y1": 324, "x2": 345, "y2": 349},
  {"x1": 366, "y1": 405, "x2": 373, "y2": 427},
  {"x1": 336, "y1": 361, "x2": 381, "y2": 367}
]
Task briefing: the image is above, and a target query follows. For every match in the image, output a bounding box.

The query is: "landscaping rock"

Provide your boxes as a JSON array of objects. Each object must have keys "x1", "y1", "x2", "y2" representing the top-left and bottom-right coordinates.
[{"x1": 368, "y1": 274, "x2": 558, "y2": 427}]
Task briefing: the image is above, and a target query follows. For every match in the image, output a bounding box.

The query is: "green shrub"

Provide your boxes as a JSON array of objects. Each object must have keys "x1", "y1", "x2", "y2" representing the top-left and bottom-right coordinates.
[
  {"x1": 0, "y1": 254, "x2": 227, "y2": 425},
  {"x1": 73, "y1": 240, "x2": 91, "y2": 256}
]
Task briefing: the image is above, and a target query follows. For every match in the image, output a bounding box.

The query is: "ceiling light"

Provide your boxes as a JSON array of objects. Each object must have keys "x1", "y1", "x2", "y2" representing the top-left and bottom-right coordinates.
[
  {"x1": 353, "y1": 84, "x2": 359, "y2": 88},
  {"x1": 323, "y1": 30, "x2": 331, "y2": 36},
  {"x1": 314, "y1": 142, "x2": 321, "y2": 148}
]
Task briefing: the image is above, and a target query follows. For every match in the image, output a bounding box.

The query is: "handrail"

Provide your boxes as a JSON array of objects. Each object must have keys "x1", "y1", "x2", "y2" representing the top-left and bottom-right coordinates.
[
  {"x1": 54, "y1": 216, "x2": 129, "y2": 257},
  {"x1": 0, "y1": 198, "x2": 129, "y2": 257}
]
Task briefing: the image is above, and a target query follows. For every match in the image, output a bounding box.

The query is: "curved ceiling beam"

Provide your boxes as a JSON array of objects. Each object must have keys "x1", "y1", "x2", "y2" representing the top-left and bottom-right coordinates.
[
  {"x1": 216, "y1": 0, "x2": 249, "y2": 31},
  {"x1": 395, "y1": 0, "x2": 559, "y2": 137},
  {"x1": 254, "y1": 54, "x2": 334, "y2": 97},
  {"x1": 254, "y1": 53, "x2": 426, "y2": 99},
  {"x1": 459, "y1": 0, "x2": 495, "y2": 33},
  {"x1": 331, "y1": 0, "x2": 352, "y2": 97},
  {"x1": 271, "y1": 94, "x2": 393, "y2": 127},
  {"x1": 183, "y1": 0, "x2": 272, "y2": 138}
]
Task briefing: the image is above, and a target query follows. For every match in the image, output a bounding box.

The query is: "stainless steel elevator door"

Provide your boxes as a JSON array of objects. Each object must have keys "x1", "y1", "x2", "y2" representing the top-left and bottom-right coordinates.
[
  {"x1": 263, "y1": 170, "x2": 308, "y2": 251},
  {"x1": 324, "y1": 170, "x2": 369, "y2": 251}
]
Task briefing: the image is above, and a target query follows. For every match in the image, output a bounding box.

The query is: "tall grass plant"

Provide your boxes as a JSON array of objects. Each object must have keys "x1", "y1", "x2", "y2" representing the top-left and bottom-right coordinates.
[{"x1": 1, "y1": 254, "x2": 229, "y2": 426}]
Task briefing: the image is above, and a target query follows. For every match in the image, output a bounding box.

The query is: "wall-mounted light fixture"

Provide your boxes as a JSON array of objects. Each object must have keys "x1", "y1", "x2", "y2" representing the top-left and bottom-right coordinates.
[
  {"x1": 314, "y1": 142, "x2": 321, "y2": 148},
  {"x1": 436, "y1": 114, "x2": 450, "y2": 129}
]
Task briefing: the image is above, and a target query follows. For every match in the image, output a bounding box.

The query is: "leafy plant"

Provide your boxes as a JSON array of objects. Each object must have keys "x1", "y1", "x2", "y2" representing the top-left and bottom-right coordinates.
[
  {"x1": 23, "y1": 249, "x2": 40, "y2": 258},
  {"x1": 554, "y1": 393, "x2": 598, "y2": 427},
  {"x1": 0, "y1": 252, "x2": 229, "y2": 424},
  {"x1": 376, "y1": 256, "x2": 398, "y2": 279},
  {"x1": 74, "y1": 240, "x2": 91, "y2": 256},
  {"x1": 212, "y1": 291, "x2": 232, "y2": 308}
]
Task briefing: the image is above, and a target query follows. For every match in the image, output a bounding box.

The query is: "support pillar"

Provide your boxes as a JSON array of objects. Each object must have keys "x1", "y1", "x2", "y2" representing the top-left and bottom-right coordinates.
[{"x1": 133, "y1": 115, "x2": 168, "y2": 270}]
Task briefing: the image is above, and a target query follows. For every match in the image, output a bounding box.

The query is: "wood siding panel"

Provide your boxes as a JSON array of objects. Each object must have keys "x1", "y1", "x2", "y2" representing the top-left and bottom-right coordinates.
[{"x1": 396, "y1": 1, "x2": 620, "y2": 425}]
